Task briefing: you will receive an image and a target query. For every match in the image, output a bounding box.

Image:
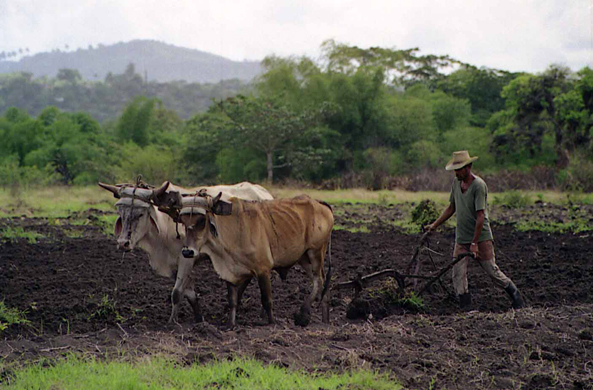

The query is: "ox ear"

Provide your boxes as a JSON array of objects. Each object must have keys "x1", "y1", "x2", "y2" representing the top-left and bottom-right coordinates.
[
  {"x1": 211, "y1": 192, "x2": 232, "y2": 216},
  {"x1": 208, "y1": 220, "x2": 218, "y2": 237},
  {"x1": 114, "y1": 217, "x2": 122, "y2": 237}
]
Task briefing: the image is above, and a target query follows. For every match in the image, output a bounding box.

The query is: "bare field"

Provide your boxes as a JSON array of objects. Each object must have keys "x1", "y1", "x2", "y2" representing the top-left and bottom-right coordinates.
[{"x1": 1, "y1": 202, "x2": 592, "y2": 389}]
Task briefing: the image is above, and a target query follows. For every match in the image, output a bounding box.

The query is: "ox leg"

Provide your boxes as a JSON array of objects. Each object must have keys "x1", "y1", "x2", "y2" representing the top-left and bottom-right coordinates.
[
  {"x1": 184, "y1": 286, "x2": 203, "y2": 323},
  {"x1": 169, "y1": 258, "x2": 198, "y2": 323},
  {"x1": 294, "y1": 255, "x2": 316, "y2": 327},
  {"x1": 315, "y1": 246, "x2": 330, "y2": 324},
  {"x1": 226, "y1": 281, "x2": 239, "y2": 329},
  {"x1": 321, "y1": 282, "x2": 330, "y2": 324},
  {"x1": 257, "y1": 272, "x2": 275, "y2": 325},
  {"x1": 309, "y1": 247, "x2": 330, "y2": 324},
  {"x1": 236, "y1": 277, "x2": 252, "y2": 311}
]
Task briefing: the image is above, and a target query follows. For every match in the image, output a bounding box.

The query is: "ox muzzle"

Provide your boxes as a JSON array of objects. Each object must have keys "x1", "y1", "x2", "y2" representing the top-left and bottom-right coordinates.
[{"x1": 181, "y1": 247, "x2": 195, "y2": 258}]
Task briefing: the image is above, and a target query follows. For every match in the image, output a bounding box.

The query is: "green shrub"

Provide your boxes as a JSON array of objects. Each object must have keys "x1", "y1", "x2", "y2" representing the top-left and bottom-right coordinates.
[
  {"x1": 563, "y1": 153, "x2": 593, "y2": 192},
  {"x1": 372, "y1": 279, "x2": 425, "y2": 313},
  {"x1": 362, "y1": 147, "x2": 392, "y2": 190},
  {"x1": 492, "y1": 191, "x2": 531, "y2": 208},
  {"x1": 0, "y1": 301, "x2": 29, "y2": 332},
  {"x1": 90, "y1": 294, "x2": 124, "y2": 323},
  {"x1": 399, "y1": 292, "x2": 425, "y2": 312},
  {"x1": 0, "y1": 158, "x2": 59, "y2": 188},
  {"x1": 117, "y1": 143, "x2": 176, "y2": 185},
  {"x1": 406, "y1": 140, "x2": 443, "y2": 170},
  {"x1": 411, "y1": 199, "x2": 440, "y2": 227}
]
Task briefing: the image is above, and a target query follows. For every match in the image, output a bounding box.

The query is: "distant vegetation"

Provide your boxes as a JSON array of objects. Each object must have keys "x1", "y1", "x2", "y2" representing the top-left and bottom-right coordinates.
[
  {"x1": 0, "y1": 40, "x2": 592, "y2": 190},
  {"x1": 0, "y1": 63, "x2": 251, "y2": 121}
]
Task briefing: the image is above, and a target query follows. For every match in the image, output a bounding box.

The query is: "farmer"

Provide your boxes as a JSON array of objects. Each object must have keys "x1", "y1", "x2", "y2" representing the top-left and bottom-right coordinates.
[{"x1": 426, "y1": 150, "x2": 526, "y2": 311}]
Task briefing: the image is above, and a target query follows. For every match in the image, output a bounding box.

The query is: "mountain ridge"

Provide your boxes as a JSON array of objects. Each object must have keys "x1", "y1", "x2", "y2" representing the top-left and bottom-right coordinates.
[{"x1": 0, "y1": 40, "x2": 263, "y2": 83}]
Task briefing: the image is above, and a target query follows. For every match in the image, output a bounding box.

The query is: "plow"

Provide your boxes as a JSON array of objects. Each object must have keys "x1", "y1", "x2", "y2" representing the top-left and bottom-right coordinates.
[{"x1": 333, "y1": 231, "x2": 475, "y2": 301}]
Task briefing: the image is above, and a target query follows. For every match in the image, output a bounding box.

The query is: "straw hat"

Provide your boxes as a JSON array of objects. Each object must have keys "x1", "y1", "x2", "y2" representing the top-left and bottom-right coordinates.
[{"x1": 445, "y1": 150, "x2": 478, "y2": 171}]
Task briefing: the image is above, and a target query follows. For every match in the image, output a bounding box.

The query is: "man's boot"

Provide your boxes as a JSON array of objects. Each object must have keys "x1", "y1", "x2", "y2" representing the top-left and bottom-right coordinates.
[
  {"x1": 505, "y1": 282, "x2": 526, "y2": 309},
  {"x1": 458, "y1": 293, "x2": 472, "y2": 312}
]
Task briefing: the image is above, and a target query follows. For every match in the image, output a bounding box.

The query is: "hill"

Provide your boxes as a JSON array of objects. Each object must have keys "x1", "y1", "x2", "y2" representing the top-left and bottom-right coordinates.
[{"x1": 0, "y1": 40, "x2": 263, "y2": 83}]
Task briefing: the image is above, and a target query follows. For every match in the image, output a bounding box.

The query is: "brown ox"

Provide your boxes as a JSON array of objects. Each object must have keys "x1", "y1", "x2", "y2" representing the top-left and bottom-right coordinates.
[
  {"x1": 174, "y1": 192, "x2": 334, "y2": 328},
  {"x1": 98, "y1": 181, "x2": 273, "y2": 324}
]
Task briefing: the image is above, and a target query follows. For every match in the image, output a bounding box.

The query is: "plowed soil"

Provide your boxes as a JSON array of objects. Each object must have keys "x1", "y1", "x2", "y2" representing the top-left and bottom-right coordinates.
[{"x1": 1, "y1": 203, "x2": 592, "y2": 390}]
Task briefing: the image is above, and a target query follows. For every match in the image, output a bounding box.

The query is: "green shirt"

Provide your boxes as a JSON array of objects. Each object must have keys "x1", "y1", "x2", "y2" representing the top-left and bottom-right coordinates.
[{"x1": 449, "y1": 175, "x2": 493, "y2": 244}]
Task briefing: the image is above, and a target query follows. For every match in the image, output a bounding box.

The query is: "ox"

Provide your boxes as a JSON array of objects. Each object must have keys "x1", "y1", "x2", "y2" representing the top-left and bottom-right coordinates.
[
  {"x1": 172, "y1": 191, "x2": 333, "y2": 328},
  {"x1": 98, "y1": 180, "x2": 273, "y2": 323}
]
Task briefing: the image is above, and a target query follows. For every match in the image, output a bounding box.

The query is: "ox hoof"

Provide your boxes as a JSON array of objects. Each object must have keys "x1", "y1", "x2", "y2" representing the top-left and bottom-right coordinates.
[{"x1": 293, "y1": 311, "x2": 311, "y2": 327}]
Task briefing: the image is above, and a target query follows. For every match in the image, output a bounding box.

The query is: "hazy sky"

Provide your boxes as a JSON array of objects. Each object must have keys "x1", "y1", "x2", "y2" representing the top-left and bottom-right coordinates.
[{"x1": 1, "y1": 0, "x2": 591, "y2": 73}]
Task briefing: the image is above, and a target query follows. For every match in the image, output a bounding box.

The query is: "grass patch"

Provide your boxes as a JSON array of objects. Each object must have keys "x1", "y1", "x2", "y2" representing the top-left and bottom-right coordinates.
[
  {"x1": 334, "y1": 224, "x2": 370, "y2": 233},
  {"x1": 566, "y1": 191, "x2": 593, "y2": 205},
  {"x1": 0, "y1": 301, "x2": 30, "y2": 333},
  {"x1": 63, "y1": 229, "x2": 84, "y2": 238},
  {"x1": 2, "y1": 355, "x2": 401, "y2": 390},
  {"x1": 0, "y1": 186, "x2": 114, "y2": 218},
  {"x1": 93, "y1": 214, "x2": 118, "y2": 236},
  {"x1": 1, "y1": 186, "x2": 589, "y2": 219},
  {"x1": 89, "y1": 294, "x2": 124, "y2": 323},
  {"x1": 387, "y1": 220, "x2": 422, "y2": 234},
  {"x1": 492, "y1": 191, "x2": 532, "y2": 208},
  {"x1": 516, "y1": 220, "x2": 593, "y2": 234},
  {"x1": 0, "y1": 226, "x2": 44, "y2": 243}
]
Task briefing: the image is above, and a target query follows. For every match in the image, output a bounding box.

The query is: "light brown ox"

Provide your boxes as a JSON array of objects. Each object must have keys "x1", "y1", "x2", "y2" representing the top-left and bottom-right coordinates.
[
  {"x1": 172, "y1": 192, "x2": 334, "y2": 328},
  {"x1": 98, "y1": 181, "x2": 273, "y2": 324}
]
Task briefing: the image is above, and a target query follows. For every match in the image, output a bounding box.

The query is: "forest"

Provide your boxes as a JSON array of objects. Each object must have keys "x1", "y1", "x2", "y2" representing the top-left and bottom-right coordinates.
[{"x1": 1, "y1": 40, "x2": 592, "y2": 191}]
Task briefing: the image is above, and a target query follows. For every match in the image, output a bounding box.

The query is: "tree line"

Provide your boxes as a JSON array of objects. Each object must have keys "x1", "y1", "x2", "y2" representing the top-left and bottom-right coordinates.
[
  {"x1": 0, "y1": 63, "x2": 250, "y2": 122},
  {"x1": 1, "y1": 40, "x2": 592, "y2": 191}
]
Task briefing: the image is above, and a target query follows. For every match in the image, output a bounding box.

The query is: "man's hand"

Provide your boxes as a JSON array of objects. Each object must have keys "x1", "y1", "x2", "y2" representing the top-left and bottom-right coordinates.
[
  {"x1": 425, "y1": 222, "x2": 437, "y2": 232},
  {"x1": 470, "y1": 242, "x2": 479, "y2": 259}
]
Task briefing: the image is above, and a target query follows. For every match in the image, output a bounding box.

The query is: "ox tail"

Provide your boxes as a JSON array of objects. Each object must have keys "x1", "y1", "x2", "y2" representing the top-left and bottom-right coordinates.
[{"x1": 320, "y1": 234, "x2": 332, "y2": 301}]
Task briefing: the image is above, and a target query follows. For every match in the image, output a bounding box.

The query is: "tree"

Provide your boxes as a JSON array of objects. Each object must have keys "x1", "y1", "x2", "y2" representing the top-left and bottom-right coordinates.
[
  {"x1": 498, "y1": 65, "x2": 574, "y2": 166},
  {"x1": 56, "y1": 69, "x2": 82, "y2": 84},
  {"x1": 219, "y1": 95, "x2": 333, "y2": 183},
  {"x1": 115, "y1": 97, "x2": 156, "y2": 147},
  {"x1": 320, "y1": 39, "x2": 464, "y2": 86},
  {"x1": 181, "y1": 111, "x2": 232, "y2": 183},
  {"x1": 23, "y1": 111, "x2": 105, "y2": 184},
  {"x1": 436, "y1": 66, "x2": 518, "y2": 126},
  {"x1": 383, "y1": 92, "x2": 435, "y2": 149},
  {"x1": 430, "y1": 90, "x2": 471, "y2": 133},
  {"x1": 147, "y1": 101, "x2": 183, "y2": 147}
]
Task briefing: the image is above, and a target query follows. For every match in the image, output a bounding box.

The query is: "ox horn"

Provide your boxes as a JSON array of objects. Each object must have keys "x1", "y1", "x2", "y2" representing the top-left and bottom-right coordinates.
[
  {"x1": 212, "y1": 192, "x2": 223, "y2": 205},
  {"x1": 153, "y1": 181, "x2": 170, "y2": 198},
  {"x1": 211, "y1": 192, "x2": 232, "y2": 216},
  {"x1": 98, "y1": 182, "x2": 121, "y2": 198}
]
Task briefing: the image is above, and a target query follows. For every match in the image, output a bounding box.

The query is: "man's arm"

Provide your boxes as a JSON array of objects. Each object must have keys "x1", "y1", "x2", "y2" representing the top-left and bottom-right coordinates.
[
  {"x1": 426, "y1": 203, "x2": 455, "y2": 231},
  {"x1": 470, "y1": 209, "x2": 485, "y2": 257}
]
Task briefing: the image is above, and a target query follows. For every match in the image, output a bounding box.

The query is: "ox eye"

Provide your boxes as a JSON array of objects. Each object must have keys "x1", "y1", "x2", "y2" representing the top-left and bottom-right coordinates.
[{"x1": 194, "y1": 216, "x2": 206, "y2": 230}]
